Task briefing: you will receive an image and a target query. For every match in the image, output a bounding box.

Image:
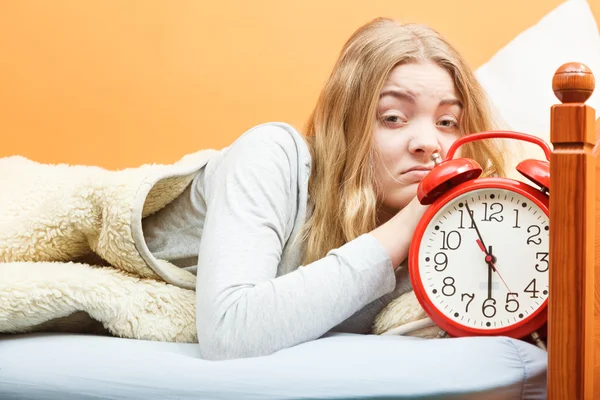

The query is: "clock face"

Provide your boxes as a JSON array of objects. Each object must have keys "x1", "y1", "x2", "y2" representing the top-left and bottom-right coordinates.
[{"x1": 413, "y1": 186, "x2": 549, "y2": 335}]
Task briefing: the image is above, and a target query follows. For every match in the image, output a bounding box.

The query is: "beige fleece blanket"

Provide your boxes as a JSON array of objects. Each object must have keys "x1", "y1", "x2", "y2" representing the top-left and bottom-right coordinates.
[
  {"x1": 0, "y1": 152, "x2": 438, "y2": 343},
  {"x1": 0, "y1": 151, "x2": 217, "y2": 342}
]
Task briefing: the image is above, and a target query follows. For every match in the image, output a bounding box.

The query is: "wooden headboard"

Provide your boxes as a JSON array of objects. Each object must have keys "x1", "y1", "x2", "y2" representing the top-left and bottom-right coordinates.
[{"x1": 548, "y1": 62, "x2": 598, "y2": 399}]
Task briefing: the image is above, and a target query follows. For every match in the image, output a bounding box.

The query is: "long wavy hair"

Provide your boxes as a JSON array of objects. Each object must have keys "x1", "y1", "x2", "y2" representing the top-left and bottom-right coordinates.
[{"x1": 300, "y1": 18, "x2": 507, "y2": 265}]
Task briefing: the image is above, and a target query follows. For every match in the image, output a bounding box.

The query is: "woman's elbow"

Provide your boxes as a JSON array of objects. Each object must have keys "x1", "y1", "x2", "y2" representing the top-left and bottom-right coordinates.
[
  {"x1": 196, "y1": 314, "x2": 275, "y2": 361},
  {"x1": 197, "y1": 331, "x2": 279, "y2": 361},
  {"x1": 197, "y1": 333, "x2": 237, "y2": 361}
]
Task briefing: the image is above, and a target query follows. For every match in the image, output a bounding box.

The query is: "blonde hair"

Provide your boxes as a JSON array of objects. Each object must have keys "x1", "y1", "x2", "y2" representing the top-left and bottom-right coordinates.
[{"x1": 300, "y1": 18, "x2": 507, "y2": 265}]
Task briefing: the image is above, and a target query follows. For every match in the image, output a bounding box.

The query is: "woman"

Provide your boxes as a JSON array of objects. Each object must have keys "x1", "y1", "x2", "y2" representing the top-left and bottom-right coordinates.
[{"x1": 143, "y1": 18, "x2": 507, "y2": 361}]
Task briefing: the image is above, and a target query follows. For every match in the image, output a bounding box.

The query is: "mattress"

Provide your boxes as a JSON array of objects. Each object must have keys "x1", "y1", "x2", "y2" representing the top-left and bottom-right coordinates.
[{"x1": 0, "y1": 332, "x2": 546, "y2": 399}]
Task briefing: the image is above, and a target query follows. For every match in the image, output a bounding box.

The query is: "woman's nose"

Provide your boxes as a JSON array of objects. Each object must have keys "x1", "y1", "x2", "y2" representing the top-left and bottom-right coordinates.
[{"x1": 408, "y1": 125, "x2": 442, "y2": 159}]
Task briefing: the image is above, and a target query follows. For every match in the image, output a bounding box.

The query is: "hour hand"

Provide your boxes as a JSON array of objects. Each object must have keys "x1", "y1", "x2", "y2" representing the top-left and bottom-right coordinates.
[{"x1": 487, "y1": 256, "x2": 493, "y2": 300}]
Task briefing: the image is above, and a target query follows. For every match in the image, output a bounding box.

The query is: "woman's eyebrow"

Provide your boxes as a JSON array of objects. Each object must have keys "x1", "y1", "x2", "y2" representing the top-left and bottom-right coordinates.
[
  {"x1": 379, "y1": 89, "x2": 416, "y2": 103},
  {"x1": 379, "y1": 90, "x2": 463, "y2": 109},
  {"x1": 439, "y1": 98, "x2": 463, "y2": 108}
]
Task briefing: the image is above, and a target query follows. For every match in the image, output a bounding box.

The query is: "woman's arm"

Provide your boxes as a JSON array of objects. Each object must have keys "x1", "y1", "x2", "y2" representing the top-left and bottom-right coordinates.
[
  {"x1": 328, "y1": 264, "x2": 413, "y2": 334},
  {"x1": 370, "y1": 197, "x2": 429, "y2": 267},
  {"x1": 195, "y1": 125, "x2": 420, "y2": 360}
]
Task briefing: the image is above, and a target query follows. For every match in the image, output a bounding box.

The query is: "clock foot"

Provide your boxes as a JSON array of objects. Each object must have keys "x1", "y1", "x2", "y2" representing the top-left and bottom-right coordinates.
[{"x1": 530, "y1": 330, "x2": 547, "y2": 351}]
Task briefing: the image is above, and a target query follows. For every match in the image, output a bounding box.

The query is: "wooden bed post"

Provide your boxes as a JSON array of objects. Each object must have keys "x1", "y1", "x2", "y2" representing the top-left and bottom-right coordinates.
[{"x1": 548, "y1": 62, "x2": 597, "y2": 399}]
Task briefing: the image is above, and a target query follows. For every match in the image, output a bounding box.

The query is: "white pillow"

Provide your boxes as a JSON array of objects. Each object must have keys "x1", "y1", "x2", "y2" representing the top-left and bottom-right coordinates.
[{"x1": 474, "y1": 0, "x2": 600, "y2": 179}]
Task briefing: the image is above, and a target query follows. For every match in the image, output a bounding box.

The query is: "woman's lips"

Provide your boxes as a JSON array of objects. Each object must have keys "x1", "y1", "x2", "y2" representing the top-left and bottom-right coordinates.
[{"x1": 400, "y1": 167, "x2": 432, "y2": 183}]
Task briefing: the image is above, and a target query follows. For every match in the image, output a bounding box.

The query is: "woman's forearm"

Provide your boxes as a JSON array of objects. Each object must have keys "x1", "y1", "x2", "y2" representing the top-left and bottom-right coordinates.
[{"x1": 369, "y1": 197, "x2": 428, "y2": 268}]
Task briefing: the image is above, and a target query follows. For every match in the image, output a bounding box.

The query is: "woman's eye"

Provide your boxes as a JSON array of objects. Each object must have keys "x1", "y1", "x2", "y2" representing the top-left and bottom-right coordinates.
[
  {"x1": 437, "y1": 118, "x2": 458, "y2": 129},
  {"x1": 380, "y1": 114, "x2": 406, "y2": 127}
]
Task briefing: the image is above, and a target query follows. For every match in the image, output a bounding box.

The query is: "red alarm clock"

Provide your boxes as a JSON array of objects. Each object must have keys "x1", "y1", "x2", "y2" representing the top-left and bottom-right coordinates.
[{"x1": 409, "y1": 131, "x2": 550, "y2": 341}]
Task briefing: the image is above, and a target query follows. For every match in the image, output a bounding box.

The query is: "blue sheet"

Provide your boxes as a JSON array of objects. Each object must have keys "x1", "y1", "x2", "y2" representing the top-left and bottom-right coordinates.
[{"x1": 0, "y1": 332, "x2": 546, "y2": 399}]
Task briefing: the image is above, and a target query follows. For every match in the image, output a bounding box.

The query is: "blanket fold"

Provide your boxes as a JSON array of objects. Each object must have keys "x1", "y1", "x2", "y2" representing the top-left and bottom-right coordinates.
[{"x1": 0, "y1": 151, "x2": 215, "y2": 342}]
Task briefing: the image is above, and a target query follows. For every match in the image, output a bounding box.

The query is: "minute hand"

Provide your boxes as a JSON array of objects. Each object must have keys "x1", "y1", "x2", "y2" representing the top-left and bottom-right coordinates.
[{"x1": 464, "y1": 202, "x2": 487, "y2": 251}]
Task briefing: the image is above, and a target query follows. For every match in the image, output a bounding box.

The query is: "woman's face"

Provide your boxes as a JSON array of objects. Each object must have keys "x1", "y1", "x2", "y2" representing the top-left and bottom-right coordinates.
[{"x1": 373, "y1": 61, "x2": 463, "y2": 222}]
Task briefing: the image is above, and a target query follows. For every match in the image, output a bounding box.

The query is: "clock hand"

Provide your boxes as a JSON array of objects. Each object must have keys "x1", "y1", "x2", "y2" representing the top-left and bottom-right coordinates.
[
  {"x1": 464, "y1": 203, "x2": 489, "y2": 254},
  {"x1": 487, "y1": 254, "x2": 493, "y2": 300},
  {"x1": 465, "y1": 202, "x2": 498, "y2": 273},
  {"x1": 481, "y1": 244, "x2": 514, "y2": 296},
  {"x1": 465, "y1": 203, "x2": 515, "y2": 298}
]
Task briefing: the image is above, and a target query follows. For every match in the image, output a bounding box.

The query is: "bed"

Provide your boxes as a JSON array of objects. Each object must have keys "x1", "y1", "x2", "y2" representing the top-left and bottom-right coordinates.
[
  {"x1": 0, "y1": 62, "x2": 595, "y2": 400},
  {"x1": 547, "y1": 61, "x2": 599, "y2": 399}
]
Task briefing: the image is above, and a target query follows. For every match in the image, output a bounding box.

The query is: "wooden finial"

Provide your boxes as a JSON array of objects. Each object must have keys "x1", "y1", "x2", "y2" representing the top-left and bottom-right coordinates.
[{"x1": 552, "y1": 62, "x2": 595, "y2": 103}]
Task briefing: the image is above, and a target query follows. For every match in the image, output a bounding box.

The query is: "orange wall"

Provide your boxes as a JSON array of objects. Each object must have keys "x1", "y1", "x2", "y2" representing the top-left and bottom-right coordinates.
[{"x1": 1, "y1": 0, "x2": 598, "y2": 169}]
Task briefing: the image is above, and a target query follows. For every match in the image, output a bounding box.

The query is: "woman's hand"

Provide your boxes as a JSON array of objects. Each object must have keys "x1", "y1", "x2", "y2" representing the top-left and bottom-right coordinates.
[{"x1": 369, "y1": 196, "x2": 428, "y2": 269}]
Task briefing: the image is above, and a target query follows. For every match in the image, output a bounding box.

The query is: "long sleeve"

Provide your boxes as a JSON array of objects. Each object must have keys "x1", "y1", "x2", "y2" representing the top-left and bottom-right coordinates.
[
  {"x1": 330, "y1": 264, "x2": 414, "y2": 334},
  {"x1": 195, "y1": 125, "x2": 396, "y2": 361}
]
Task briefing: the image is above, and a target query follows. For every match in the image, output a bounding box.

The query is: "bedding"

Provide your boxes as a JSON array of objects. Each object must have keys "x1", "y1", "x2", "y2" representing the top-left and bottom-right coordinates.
[
  {"x1": 0, "y1": 332, "x2": 547, "y2": 400},
  {"x1": 0, "y1": 150, "x2": 218, "y2": 343}
]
